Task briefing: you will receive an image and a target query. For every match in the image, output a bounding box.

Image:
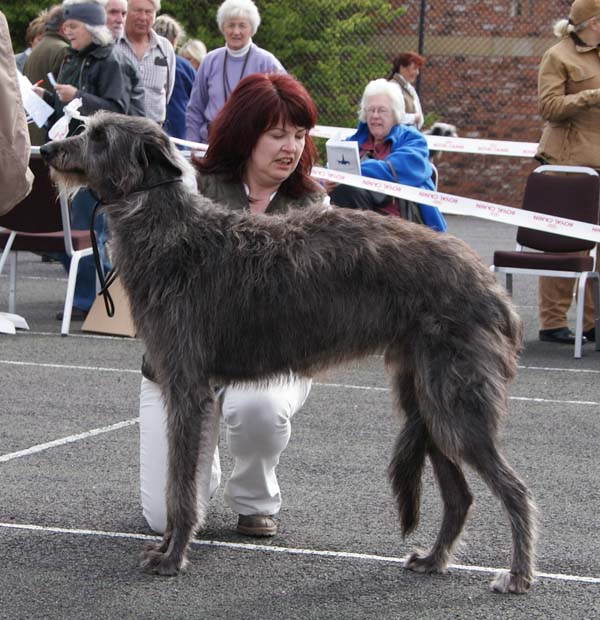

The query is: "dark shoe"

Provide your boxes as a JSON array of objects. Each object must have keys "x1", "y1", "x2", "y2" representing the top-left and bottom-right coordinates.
[
  {"x1": 55, "y1": 308, "x2": 88, "y2": 321},
  {"x1": 583, "y1": 328, "x2": 595, "y2": 342},
  {"x1": 237, "y1": 514, "x2": 277, "y2": 537},
  {"x1": 539, "y1": 327, "x2": 584, "y2": 345}
]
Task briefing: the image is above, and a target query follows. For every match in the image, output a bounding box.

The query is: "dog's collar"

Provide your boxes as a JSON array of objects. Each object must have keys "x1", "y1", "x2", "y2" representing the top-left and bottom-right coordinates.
[{"x1": 126, "y1": 178, "x2": 184, "y2": 200}]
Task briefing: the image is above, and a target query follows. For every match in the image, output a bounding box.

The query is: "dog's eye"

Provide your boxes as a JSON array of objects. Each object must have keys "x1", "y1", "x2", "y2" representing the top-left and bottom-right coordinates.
[{"x1": 89, "y1": 127, "x2": 107, "y2": 142}]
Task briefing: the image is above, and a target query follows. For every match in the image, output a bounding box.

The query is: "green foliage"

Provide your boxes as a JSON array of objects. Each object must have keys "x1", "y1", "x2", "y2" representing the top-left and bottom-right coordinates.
[{"x1": 3, "y1": 1, "x2": 46, "y2": 52}]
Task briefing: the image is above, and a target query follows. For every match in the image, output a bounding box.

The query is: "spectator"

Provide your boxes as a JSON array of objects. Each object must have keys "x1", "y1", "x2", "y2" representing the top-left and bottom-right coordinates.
[
  {"x1": 534, "y1": 0, "x2": 600, "y2": 345},
  {"x1": 0, "y1": 11, "x2": 33, "y2": 215},
  {"x1": 186, "y1": 0, "x2": 284, "y2": 144},
  {"x1": 23, "y1": 5, "x2": 70, "y2": 145},
  {"x1": 39, "y1": 0, "x2": 145, "y2": 321},
  {"x1": 14, "y1": 12, "x2": 46, "y2": 73},
  {"x1": 179, "y1": 38, "x2": 206, "y2": 71},
  {"x1": 140, "y1": 73, "x2": 326, "y2": 537},
  {"x1": 153, "y1": 14, "x2": 196, "y2": 140},
  {"x1": 118, "y1": 0, "x2": 175, "y2": 125},
  {"x1": 327, "y1": 79, "x2": 446, "y2": 231},
  {"x1": 386, "y1": 51, "x2": 425, "y2": 130},
  {"x1": 105, "y1": 0, "x2": 127, "y2": 40},
  {"x1": 105, "y1": 0, "x2": 145, "y2": 117}
]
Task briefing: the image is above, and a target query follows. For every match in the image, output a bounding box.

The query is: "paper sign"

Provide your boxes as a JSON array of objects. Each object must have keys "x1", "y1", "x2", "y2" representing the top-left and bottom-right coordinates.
[{"x1": 17, "y1": 72, "x2": 54, "y2": 128}]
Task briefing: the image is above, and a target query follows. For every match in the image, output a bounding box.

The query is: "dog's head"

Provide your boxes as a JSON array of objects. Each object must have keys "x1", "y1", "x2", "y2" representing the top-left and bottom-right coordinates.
[
  {"x1": 424, "y1": 122, "x2": 458, "y2": 138},
  {"x1": 40, "y1": 111, "x2": 194, "y2": 201}
]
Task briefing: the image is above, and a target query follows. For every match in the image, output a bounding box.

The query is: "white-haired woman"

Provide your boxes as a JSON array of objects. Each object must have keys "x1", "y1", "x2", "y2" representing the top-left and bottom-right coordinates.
[
  {"x1": 327, "y1": 79, "x2": 446, "y2": 231},
  {"x1": 39, "y1": 0, "x2": 144, "y2": 320},
  {"x1": 42, "y1": 0, "x2": 144, "y2": 129},
  {"x1": 180, "y1": 38, "x2": 207, "y2": 71},
  {"x1": 186, "y1": 0, "x2": 285, "y2": 143},
  {"x1": 534, "y1": 0, "x2": 600, "y2": 345}
]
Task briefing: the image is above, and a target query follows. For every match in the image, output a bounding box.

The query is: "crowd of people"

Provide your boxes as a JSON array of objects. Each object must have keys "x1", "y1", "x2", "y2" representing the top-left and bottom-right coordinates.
[{"x1": 3, "y1": 0, "x2": 598, "y2": 540}]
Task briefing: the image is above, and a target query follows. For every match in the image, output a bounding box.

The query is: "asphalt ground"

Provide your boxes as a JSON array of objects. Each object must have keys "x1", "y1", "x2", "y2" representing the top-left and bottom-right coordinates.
[{"x1": 0, "y1": 215, "x2": 599, "y2": 620}]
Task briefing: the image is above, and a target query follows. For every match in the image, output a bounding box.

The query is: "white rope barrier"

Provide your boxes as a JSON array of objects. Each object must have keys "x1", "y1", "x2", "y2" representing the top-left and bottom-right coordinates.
[
  {"x1": 310, "y1": 125, "x2": 539, "y2": 158},
  {"x1": 311, "y1": 166, "x2": 600, "y2": 243}
]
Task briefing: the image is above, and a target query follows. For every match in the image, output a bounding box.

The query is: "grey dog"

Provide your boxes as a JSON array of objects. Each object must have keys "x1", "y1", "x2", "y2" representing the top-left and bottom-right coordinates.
[{"x1": 41, "y1": 111, "x2": 536, "y2": 593}]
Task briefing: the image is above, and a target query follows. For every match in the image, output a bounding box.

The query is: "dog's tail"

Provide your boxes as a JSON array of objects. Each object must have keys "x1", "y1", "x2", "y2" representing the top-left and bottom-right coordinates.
[{"x1": 388, "y1": 383, "x2": 429, "y2": 537}]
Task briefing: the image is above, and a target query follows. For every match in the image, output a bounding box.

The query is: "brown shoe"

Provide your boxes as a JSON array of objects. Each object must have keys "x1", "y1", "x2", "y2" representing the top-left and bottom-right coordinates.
[{"x1": 237, "y1": 514, "x2": 277, "y2": 537}]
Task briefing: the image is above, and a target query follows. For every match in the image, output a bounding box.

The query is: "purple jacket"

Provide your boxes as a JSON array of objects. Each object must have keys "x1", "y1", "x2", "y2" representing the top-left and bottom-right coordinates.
[{"x1": 185, "y1": 43, "x2": 284, "y2": 143}]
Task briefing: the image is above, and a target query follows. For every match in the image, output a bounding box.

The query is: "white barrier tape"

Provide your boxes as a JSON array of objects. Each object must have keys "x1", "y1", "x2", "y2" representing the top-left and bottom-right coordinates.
[
  {"x1": 310, "y1": 125, "x2": 539, "y2": 158},
  {"x1": 311, "y1": 166, "x2": 600, "y2": 243},
  {"x1": 171, "y1": 137, "x2": 208, "y2": 151}
]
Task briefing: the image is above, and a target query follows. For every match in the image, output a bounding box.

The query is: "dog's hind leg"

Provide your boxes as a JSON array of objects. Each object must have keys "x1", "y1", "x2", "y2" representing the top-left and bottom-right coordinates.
[
  {"x1": 403, "y1": 444, "x2": 473, "y2": 574},
  {"x1": 463, "y1": 441, "x2": 536, "y2": 594},
  {"x1": 140, "y1": 380, "x2": 219, "y2": 576}
]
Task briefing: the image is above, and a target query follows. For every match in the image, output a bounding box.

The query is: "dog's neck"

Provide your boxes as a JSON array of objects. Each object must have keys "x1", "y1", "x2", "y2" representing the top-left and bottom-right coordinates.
[{"x1": 98, "y1": 177, "x2": 183, "y2": 204}]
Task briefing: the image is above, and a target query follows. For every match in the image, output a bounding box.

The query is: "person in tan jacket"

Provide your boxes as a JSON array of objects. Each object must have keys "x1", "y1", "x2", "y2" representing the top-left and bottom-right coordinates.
[
  {"x1": 535, "y1": 0, "x2": 600, "y2": 344},
  {"x1": 0, "y1": 11, "x2": 33, "y2": 216}
]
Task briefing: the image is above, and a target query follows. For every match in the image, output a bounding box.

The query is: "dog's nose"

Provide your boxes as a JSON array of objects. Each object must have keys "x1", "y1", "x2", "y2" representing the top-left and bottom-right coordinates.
[{"x1": 39, "y1": 142, "x2": 55, "y2": 161}]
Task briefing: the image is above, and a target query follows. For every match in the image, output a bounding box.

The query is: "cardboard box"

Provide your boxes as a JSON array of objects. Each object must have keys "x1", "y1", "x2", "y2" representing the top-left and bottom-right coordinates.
[{"x1": 82, "y1": 277, "x2": 136, "y2": 337}]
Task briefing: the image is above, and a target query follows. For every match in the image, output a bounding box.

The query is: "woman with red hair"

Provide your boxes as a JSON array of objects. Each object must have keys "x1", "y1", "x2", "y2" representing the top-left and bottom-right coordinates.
[
  {"x1": 386, "y1": 51, "x2": 425, "y2": 129},
  {"x1": 139, "y1": 73, "x2": 325, "y2": 538}
]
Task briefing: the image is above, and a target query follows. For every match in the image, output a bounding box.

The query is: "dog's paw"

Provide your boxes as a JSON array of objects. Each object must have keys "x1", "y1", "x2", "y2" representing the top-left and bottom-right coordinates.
[
  {"x1": 490, "y1": 570, "x2": 532, "y2": 594},
  {"x1": 404, "y1": 551, "x2": 448, "y2": 574},
  {"x1": 140, "y1": 542, "x2": 187, "y2": 576}
]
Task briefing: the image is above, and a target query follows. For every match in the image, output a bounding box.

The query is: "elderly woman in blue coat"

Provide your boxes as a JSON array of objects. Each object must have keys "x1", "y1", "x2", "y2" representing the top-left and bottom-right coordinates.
[{"x1": 328, "y1": 78, "x2": 445, "y2": 231}]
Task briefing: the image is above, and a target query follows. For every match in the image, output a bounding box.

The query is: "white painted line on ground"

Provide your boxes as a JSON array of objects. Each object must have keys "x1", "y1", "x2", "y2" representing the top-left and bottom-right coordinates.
[
  {"x1": 0, "y1": 419, "x2": 138, "y2": 463},
  {"x1": 1, "y1": 359, "x2": 599, "y2": 404},
  {"x1": 0, "y1": 521, "x2": 598, "y2": 585}
]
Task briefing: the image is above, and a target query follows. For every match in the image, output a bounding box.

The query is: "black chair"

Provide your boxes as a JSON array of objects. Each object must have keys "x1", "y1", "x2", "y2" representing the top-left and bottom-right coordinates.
[{"x1": 491, "y1": 165, "x2": 600, "y2": 358}]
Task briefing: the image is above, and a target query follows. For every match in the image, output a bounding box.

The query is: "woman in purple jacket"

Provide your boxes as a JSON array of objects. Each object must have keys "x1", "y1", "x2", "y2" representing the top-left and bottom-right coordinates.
[{"x1": 185, "y1": 0, "x2": 284, "y2": 144}]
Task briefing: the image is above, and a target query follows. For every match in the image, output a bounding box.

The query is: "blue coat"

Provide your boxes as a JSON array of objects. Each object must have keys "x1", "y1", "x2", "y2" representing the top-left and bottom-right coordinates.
[
  {"x1": 347, "y1": 122, "x2": 446, "y2": 232},
  {"x1": 165, "y1": 55, "x2": 196, "y2": 140}
]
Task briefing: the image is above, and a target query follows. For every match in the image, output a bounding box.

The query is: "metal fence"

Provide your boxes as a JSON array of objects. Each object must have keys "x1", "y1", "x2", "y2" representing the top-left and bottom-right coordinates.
[{"x1": 276, "y1": 0, "x2": 570, "y2": 206}]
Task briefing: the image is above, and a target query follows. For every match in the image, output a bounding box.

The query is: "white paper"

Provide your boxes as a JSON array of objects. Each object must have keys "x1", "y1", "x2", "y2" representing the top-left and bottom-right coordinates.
[
  {"x1": 17, "y1": 72, "x2": 54, "y2": 128},
  {"x1": 326, "y1": 139, "x2": 361, "y2": 176}
]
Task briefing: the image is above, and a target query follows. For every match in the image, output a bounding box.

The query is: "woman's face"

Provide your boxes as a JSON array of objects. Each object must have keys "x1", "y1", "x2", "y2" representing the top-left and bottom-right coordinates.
[
  {"x1": 399, "y1": 62, "x2": 420, "y2": 84},
  {"x1": 63, "y1": 19, "x2": 94, "y2": 50},
  {"x1": 365, "y1": 94, "x2": 396, "y2": 142},
  {"x1": 245, "y1": 122, "x2": 307, "y2": 189},
  {"x1": 221, "y1": 17, "x2": 252, "y2": 50}
]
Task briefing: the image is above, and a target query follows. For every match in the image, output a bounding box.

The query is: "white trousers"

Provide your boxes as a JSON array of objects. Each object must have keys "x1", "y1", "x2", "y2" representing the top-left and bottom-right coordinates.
[{"x1": 139, "y1": 375, "x2": 311, "y2": 534}]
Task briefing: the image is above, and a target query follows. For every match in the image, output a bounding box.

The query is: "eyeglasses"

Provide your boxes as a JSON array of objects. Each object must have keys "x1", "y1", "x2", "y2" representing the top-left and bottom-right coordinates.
[{"x1": 365, "y1": 106, "x2": 392, "y2": 116}]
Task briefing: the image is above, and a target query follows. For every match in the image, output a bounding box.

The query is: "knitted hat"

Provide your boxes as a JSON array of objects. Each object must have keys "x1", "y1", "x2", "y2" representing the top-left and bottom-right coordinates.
[
  {"x1": 569, "y1": 0, "x2": 600, "y2": 25},
  {"x1": 63, "y1": 2, "x2": 106, "y2": 26}
]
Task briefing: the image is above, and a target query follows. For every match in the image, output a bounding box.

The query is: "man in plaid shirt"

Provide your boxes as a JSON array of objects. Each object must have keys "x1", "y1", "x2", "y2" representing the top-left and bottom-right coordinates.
[{"x1": 118, "y1": 0, "x2": 175, "y2": 124}]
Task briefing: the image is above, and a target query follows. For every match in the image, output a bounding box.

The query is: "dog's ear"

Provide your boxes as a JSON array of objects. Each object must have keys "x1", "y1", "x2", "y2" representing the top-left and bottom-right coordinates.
[{"x1": 141, "y1": 135, "x2": 183, "y2": 179}]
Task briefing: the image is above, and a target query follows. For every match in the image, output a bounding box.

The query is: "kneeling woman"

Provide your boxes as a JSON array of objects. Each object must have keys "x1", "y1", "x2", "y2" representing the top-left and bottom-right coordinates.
[
  {"x1": 328, "y1": 79, "x2": 446, "y2": 232},
  {"x1": 140, "y1": 73, "x2": 325, "y2": 537}
]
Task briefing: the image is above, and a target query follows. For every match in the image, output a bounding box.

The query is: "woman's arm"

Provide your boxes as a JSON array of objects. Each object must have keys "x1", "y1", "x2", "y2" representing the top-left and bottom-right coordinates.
[
  {"x1": 538, "y1": 51, "x2": 600, "y2": 121},
  {"x1": 361, "y1": 128, "x2": 433, "y2": 189}
]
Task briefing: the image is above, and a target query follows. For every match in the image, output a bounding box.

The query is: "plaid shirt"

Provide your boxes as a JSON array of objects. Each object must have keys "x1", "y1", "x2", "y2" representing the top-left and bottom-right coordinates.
[{"x1": 118, "y1": 30, "x2": 175, "y2": 123}]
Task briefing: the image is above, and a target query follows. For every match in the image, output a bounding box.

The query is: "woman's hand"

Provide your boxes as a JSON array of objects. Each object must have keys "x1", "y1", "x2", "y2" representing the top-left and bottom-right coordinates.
[
  {"x1": 54, "y1": 83, "x2": 78, "y2": 104},
  {"x1": 322, "y1": 180, "x2": 338, "y2": 194}
]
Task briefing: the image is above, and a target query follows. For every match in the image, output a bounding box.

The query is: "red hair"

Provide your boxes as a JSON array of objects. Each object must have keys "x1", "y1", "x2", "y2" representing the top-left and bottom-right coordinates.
[{"x1": 197, "y1": 73, "x2": 320, "y2": 198}]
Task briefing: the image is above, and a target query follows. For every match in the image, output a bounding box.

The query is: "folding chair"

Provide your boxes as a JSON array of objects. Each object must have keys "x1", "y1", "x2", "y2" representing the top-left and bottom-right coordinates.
[
  {"x1": 0, "y1": 151, "x2": 96, "y2": 336},
  {"x1": 491, "y1": 165, "x2": 600, "y2": 358}
]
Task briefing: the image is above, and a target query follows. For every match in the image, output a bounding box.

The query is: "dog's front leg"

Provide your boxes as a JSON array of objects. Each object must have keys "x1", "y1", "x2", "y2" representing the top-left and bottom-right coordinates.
[{"x1": 140, "y1": 382, "x2": 218, "y2": 576}]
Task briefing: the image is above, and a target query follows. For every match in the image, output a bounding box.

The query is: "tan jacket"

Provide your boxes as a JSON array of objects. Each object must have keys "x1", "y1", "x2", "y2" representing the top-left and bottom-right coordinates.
[
  {"x1": 0, "y1": 11, "x2": 33, "y2": 215},
  {"x1": 536, "y1": 35, "x2": 600, "y2": 169}
]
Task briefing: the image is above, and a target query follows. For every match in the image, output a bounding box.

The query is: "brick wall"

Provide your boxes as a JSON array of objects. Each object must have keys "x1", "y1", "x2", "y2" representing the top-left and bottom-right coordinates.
[{"x1": 385, "y1": 0, "x2": 569, "y2": 207}]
